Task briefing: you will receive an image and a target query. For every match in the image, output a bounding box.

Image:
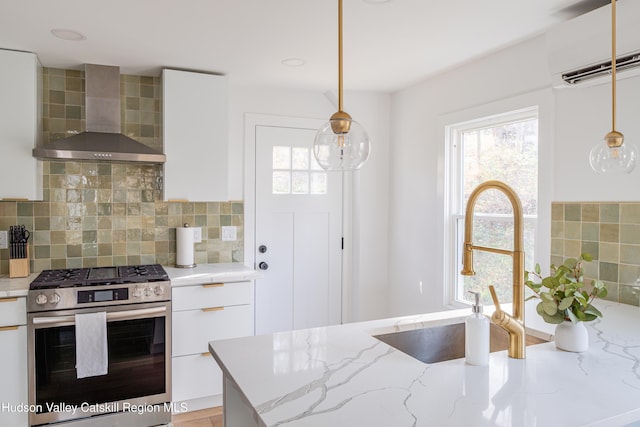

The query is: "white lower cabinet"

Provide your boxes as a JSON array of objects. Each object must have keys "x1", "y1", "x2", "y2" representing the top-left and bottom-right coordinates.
[
  {"x1": 173, "y1": 305, "x2": 252, "y2": 357},
  {"x1": 0, "y1": 297, "x2": 28, "y2": 427},
  {"x1": 171, "y1": 281, "x2": 254, "y2": 412},
  {"x1": 172, "y1": 353, "x2": 223, "y2": 403}
]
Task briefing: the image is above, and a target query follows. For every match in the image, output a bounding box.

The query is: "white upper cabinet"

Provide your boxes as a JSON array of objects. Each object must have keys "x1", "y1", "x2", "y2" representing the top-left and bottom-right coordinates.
[
  {"x1": 0, "y1": 49, "x2": 43, "y2": 200},
  {"x1": 162, "y1": 69, "x2": 228, "y2": 201}
]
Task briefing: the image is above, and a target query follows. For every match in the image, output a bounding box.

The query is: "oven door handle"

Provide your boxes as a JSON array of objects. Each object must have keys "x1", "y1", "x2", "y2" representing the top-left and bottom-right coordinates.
[{"x1": 32, "y1": 306, "x2": 167, "y2": 325}]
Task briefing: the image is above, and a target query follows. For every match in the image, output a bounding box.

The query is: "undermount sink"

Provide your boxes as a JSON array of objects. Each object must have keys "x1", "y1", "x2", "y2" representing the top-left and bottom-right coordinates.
[{"x1": 374, "y1": 321, "x2": 548, "y2": 364}]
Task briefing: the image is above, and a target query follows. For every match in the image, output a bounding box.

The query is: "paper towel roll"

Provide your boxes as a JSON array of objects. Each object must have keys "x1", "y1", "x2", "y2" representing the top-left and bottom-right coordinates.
[{"x1": 176, "y1": 225, "x2": 196, "y2": 268}]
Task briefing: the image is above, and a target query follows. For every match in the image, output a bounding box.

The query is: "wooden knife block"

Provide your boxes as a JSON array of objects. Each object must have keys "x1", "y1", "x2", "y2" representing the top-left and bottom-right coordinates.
[{"x1": 9, "y1": 246, "x2": 29, "y2": 278}]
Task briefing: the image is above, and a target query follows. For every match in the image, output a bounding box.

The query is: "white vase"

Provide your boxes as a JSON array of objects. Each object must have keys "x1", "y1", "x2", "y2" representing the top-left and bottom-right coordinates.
[{"x1": 554, "y1": 320, "x2": 589, "y2": 352}]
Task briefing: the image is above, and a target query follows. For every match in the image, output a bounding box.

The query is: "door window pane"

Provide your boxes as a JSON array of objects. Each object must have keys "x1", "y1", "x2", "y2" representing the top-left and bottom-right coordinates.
[
  {"x1": 292, "y1": 172, "x2": 309, "y2": 194},
  {"x1": 273, "y1": 146, "x2": 291, "y2": 169},
  {"x1": 292, "y1": 148, "x2": 310, "y2": 170},
  {"x1": 273, "y1": 171, "x2": 291, "y2": 194}
]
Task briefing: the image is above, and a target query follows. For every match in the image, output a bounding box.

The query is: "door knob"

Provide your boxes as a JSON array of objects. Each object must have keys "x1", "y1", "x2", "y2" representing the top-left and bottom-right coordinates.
[
  {"x1": 258, "y1": 262, "x2": 269, "y2": 271},
  {"x1": 258, "y1": 245, "x2": 267, "y2": 253}
]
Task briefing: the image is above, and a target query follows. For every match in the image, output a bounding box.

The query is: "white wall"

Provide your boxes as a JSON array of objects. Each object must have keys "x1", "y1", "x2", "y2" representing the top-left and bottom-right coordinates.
[
  {"x1": 229, "y1": 84, "x2": 391, "y2": 322},
  {"x1": 388, "y1": 36, "x2": 554, "y2": 316},
  {"x1": 346, "y1": 91, "x2": 391, "y2": 321}
]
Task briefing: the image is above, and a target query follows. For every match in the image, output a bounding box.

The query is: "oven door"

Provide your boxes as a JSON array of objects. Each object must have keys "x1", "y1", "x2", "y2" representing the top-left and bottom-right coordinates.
[{"x1": 27, "y1": 302, "x2": 171, "y2": 426}]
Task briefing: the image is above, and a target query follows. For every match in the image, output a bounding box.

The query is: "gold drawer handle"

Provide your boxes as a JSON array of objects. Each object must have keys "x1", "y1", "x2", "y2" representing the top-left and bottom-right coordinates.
[
  {"x1": 0, "y1": 326, "x2": 19, "y2": 332},
  {"x1": 201, "y1": 352, "x2": 211, "y2": 357},
  {"x1": 0, "y1": 298, "x2": 18, "y2": 303},
  {"x1": 202, "y1": 283, "x2": 225, "y2": 288},
  {"x1": 201, "y1": 306, "x2": 225, "y2": 312}
]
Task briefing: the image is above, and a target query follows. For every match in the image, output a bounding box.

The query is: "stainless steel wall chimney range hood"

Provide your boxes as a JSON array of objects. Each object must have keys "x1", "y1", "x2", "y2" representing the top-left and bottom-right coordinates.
[{"x1": 32, "y1": 64, "x2": 166, "y2": 164}]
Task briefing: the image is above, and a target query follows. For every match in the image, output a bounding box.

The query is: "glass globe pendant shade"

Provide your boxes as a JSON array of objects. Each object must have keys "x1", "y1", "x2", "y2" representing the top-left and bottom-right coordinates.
[
  {"x1": 313, "y1": 111, "x2": 371, "y2": 171},
  {"x1": 589, "y1": 131, "x2": 638, "y2": 174}
]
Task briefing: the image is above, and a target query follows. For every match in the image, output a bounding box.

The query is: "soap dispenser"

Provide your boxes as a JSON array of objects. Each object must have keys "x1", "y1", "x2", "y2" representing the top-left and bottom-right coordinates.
[{"x1": 466, "y1": 291, "x2": 490, "y2": 366}]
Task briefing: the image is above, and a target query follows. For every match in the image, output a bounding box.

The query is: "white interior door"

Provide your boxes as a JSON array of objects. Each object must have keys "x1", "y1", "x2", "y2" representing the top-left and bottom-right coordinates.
[{"x1": 254, "y1": 125, "x2": 343, "y2": 335}]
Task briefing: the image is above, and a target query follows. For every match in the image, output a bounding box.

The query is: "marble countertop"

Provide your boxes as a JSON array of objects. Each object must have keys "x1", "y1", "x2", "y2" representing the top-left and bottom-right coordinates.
[
  {"x1": 0, "y1": 263, "x2": 260, "y2": 297},
  {"x1": 166, "y1": 263, "x2": 261, "y2": 286},
  {"x1": 0, "y1": 273, "x2": 36, "y2": 298},
  {"x1": 210, "y1": 301, "x2": 640, "y2": 427}
]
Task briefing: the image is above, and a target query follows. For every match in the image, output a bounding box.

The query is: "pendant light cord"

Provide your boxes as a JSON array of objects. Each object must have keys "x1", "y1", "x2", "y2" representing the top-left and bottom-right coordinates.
[
  {"x1": 338, "y1": 0, "x2": 344, "y2": 112},
  {"x1": 611, "y1": 0, "x2": 617, "y2": 132}
]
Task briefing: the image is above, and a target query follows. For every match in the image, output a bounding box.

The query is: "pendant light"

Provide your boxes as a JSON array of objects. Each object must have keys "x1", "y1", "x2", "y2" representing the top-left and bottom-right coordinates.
[
  {"x1": 313, "y1": 0, "x2": 371, "y2": 171},
  {"x1": 589, "y1": 0, "x2": 637, "y2": 174}
]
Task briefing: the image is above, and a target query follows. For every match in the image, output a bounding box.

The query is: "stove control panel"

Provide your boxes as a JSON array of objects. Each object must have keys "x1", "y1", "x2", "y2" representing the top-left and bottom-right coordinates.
[
  {"x1": 32, "y1": 291, "x2": 63, "y2": 310},
  {"x1": 27, "y1": 281, "x2": 171, "y2": 312},
  {"x1": 132, "y1": 285, "x2": 165, "y2": 299},
  {"x1": 78, "y1": 288, "x2": 129, "y2": 304}
]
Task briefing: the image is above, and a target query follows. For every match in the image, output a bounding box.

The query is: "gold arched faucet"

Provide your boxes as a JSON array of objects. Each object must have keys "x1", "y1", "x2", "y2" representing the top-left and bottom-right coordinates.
[{"x1": 460, "y1": 180, "x2": 526, "y2": 359}]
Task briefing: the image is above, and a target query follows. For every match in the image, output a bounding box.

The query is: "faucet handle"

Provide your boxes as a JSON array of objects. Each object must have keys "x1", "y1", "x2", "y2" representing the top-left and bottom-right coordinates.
[{"x1": 488, "y1": 285, "x2": 502, "y2": 313}]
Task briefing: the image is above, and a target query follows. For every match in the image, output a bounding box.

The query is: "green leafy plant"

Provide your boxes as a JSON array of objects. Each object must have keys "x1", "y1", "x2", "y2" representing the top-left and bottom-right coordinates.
[{"x1": 524, "y1": 253, "x2": 607, "y2": 324}]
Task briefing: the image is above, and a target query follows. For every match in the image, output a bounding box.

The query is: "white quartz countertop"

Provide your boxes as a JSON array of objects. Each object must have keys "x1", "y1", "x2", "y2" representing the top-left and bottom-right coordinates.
[
  {"x1": 166, "y1": 263, "x2": 261, "y2": 286},
  {"x1": 0, "y1": 263, "x2": 260, "y2": 297},
  {"x1": 210, "y1": 301, "x2": 640, "y2": 427},
  {"x1": 0, "y1": 273, "x2": 37, "y2": 298}
]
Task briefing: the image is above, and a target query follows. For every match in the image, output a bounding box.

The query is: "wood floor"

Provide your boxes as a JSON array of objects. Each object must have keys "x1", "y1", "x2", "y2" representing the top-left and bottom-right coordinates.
[{"x1": 172, "y1": 406, "x2": 223, "y2": 427}]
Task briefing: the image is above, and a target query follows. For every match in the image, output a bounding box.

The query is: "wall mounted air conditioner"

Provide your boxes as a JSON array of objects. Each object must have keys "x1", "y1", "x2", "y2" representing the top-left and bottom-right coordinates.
[{"x1": 546, "y1": 0, "x2": 640, "y2": 88}]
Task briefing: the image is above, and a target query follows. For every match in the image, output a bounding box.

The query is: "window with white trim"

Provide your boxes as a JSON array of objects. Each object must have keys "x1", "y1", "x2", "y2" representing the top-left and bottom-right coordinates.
[{"x1": 449, "y1": 107, "x2": 538, "y2": 306}]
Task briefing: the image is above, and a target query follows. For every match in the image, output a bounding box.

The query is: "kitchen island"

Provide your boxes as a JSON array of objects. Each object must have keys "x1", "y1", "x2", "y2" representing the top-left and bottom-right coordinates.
[{"x1": 210, "y1": 301, "x2": 640, "y2": 427}]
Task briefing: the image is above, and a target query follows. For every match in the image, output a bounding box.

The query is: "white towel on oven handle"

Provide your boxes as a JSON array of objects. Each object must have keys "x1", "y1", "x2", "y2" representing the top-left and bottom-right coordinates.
[{"x1": 75, "y1": 311, "x2": 108, "y2": 378}]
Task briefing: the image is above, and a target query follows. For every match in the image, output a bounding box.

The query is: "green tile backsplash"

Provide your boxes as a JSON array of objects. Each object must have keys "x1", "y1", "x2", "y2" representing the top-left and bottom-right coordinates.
[
  {"x1": 0, "y1": 194, "x2": 244, "y2": 274},
  {"x1": 0, "y1": 68, "x2": 243, "y2": 274},
  {"x1": 552, "y1": 202, "x2": 640, "y2": 307}
]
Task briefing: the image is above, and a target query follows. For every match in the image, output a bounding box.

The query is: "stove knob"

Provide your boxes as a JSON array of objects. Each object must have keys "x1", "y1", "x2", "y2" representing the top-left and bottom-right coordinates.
[
  {"x1": 132, "y1": 286, "x2": 142, "y2": 298},
  {"x1": 154, "y1": 286, "x2": 165, "y2": 296},
  {"x1": 49, "y1": 293, "x2": 61, "y2": 305},
  {"x1": 144, "y1": 287, "x2": 153, "y2": 297},
  {"x1": 35, "y1": 294, "x2": 48, "y2": 305}
]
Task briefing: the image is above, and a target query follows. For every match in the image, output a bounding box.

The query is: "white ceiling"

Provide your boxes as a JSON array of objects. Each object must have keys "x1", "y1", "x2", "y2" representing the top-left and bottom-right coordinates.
[{"x1": 0, "y1": 0, "x2": 606, "y2": 93}]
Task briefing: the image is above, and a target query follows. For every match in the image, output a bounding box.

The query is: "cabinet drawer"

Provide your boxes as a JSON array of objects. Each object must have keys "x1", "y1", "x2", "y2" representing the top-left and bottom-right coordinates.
[
  {"x1": 0, "y1": 297, "x2": 26, "y2": 327},
  {"x1": 172, "y1": 304, "x2": 253, "y2": 356},
  {"x1": 172, "y1": 281, "x2": 253, "y2": 311},
  {"x1": 172, "y1": 353, "x2": 222, "y2": 403}
]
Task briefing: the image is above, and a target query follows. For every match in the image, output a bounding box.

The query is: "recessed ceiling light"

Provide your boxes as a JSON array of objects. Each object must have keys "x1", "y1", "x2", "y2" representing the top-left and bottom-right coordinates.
[
  {"x1": 281, "y1": 58, "x2": 306, "y2": 67},
  {"x1": 50, "y1": 29, "x2": 86, "y2": 41}
]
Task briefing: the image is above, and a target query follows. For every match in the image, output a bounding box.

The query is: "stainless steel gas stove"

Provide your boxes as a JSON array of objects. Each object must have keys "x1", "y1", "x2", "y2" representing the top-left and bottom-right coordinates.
[
  {"x1": 27, "y1": 265, "x2": 172, "y2": 427},
  {"x1": 28, "y1": 264, "x2": 170, "y2": 312}
]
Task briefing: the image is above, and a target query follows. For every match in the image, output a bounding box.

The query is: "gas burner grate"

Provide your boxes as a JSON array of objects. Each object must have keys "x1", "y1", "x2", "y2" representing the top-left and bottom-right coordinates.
[
  {"x1": 30, "y1": 268, "x2": 91, "y2": 290},
  {"x1": 118, "y1": 264, "x2": 169, "y2": 282},
  {"x1": 30, "y1": 265, "x2": 169, "y2": 289}
]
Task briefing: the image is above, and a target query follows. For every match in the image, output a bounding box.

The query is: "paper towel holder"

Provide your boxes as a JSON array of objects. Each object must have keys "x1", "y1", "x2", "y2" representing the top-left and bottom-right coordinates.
[{"x1": 176, "y1": 223, "x2": 197, "y2": 268}]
